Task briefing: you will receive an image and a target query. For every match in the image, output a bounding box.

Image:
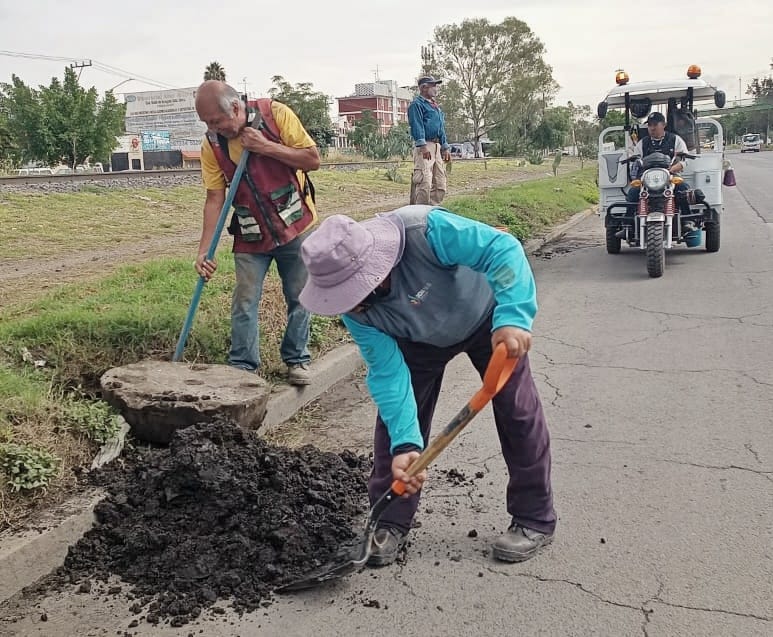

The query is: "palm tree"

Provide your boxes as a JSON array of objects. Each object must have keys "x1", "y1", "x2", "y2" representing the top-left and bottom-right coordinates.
[{"x1": 203, "y1": 61, "x2": 226, "y2": 82}]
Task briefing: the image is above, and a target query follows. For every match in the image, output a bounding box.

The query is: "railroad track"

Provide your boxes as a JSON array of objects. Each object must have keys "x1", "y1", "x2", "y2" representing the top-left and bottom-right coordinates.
[{"x1": 0, "y1": 158, "x2": 491, "y2": 186}]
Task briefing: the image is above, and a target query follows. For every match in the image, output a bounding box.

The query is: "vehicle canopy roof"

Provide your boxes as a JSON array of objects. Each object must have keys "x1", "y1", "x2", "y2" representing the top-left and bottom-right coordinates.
[{"x1": 602, "y1": 79, "x2": 719, "y2": 108}]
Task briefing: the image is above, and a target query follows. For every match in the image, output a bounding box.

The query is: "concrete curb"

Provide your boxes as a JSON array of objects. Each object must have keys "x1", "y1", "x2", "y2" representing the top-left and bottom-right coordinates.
[
  {"x1": 0, "y1": 490, "x2": 103, "y2": 603},
  {"x1": 0, "y1": 208, "x2": 593, "y2": 604},
  {"x1": 260, "y1": 343, "x2": 364, "y2": 435},
  {"x1": 523, "y1": 207, "x2": 596, "y2": 254}
]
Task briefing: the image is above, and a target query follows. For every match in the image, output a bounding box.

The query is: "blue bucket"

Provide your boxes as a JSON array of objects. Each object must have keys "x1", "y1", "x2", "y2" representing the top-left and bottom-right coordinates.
[{"x1": 684, "y1": 229, "x2": 702, "y2": 248}]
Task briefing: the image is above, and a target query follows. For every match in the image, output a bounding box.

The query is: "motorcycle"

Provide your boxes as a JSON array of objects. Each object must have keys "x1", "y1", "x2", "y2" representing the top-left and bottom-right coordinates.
[
  {"x1": 605, "y1": 151, "x2": 718, "y2": 278},
  {"x1": 597, "y1": 67, "x2": 729, "y2": 279}
]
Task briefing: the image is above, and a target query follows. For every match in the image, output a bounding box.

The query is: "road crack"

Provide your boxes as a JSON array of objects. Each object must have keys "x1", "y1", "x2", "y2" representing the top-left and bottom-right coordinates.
[{"x1": 484, "y1": 568, "x2": 772, "y2": 624}]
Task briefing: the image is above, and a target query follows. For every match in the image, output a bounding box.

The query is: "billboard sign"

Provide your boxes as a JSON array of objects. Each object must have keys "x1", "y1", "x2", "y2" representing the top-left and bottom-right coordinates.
[
  {"x1": 140, "y1": 130, "x2": 172, "y2": 151},
  {"x1": 124, "y1": 88, "x2": 198, "y2": 117}
]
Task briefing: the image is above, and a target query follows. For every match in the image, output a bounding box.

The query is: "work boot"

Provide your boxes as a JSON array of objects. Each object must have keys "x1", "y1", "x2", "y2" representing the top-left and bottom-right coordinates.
[
  {"x1": 287, "y1": 363, "x2": 311, "y2": 386},
  {"x1": 492, "y1": 524, "x2": 554, "y2": 563},
  {"x1": 366, "y1": 527, "x2": 407, "y2": 567}
]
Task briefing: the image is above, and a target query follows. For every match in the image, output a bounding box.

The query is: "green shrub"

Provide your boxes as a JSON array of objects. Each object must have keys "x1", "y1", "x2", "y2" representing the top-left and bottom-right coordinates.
[
  {"x1": 0, "y1": 443, "x2": 59, "y2": 492},
  {"x1": 60, "y1": 396, "x2": 122, "y2": 444},
  {"x1": 384, "y1": 163, "x2": 403, "y2": 183},
  {"x1": 526, "y1": 150, "x2": 544, "y2": 165}
]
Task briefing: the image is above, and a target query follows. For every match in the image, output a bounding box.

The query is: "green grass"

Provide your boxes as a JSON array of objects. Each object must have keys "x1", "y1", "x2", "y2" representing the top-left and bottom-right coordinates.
[
  {"x1": 0, "y1": 187, "x2": 204, "y2": 260},
  {"x1": 0, "y1": 158, "x2": 561, "y2": 261},
  {"x1": 444, "y1": 167, "x2": 598, "y2": 238}
]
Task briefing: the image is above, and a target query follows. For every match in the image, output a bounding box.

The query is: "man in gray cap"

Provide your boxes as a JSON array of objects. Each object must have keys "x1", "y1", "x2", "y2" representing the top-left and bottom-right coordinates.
[
  {"x1": 408, "y1": 76, "x2": 451, "y2": 205},
  {"x1": 626, "y1": 110, "x2": 691, "y2": 219},
  {"x1": 299, "y1": 205, "x2": 556, "y2": 568}
]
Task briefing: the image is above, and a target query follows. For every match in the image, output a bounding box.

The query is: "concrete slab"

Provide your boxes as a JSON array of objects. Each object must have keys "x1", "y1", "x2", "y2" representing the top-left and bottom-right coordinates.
[{"x1": 100, "y1": 361, "x2": 270, "y2": 443}]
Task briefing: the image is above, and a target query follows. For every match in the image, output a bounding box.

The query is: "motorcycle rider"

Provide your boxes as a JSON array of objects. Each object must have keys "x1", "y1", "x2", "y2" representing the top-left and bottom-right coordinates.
[{"x1": 626, "y1": 111, "x2": 692, "y2": 224}]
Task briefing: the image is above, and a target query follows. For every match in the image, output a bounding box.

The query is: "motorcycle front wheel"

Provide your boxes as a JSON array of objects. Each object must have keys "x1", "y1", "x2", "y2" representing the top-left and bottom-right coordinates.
[{"x1": 646, "y1": 221, "x2": 665, "y2": 278}]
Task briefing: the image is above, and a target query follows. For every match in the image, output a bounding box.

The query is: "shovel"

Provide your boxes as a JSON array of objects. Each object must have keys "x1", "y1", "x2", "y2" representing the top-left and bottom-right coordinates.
[
  {"x1": 172, "y1": 149, "x2": 250, "y2": 361},
  {"x1": 277, "y1": 343, "x2": 517, "y2": 592}
]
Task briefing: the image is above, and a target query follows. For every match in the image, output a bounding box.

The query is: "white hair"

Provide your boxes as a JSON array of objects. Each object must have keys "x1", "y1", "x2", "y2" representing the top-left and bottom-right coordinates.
[{"x1": 217, "y1": 85, "x2": 241, "y2": 113}]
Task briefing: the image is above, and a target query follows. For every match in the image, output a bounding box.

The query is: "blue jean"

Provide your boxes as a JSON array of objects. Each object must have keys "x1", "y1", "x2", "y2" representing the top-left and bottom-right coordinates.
[{"x1": 230, "y1": 236, "x2": 311, "y2": 372}]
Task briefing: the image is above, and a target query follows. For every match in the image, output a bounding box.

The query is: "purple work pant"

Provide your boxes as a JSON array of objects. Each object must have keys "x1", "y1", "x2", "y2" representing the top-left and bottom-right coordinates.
[{"x1": 368, "y1": 320, "x2": 556, "y2": 535}]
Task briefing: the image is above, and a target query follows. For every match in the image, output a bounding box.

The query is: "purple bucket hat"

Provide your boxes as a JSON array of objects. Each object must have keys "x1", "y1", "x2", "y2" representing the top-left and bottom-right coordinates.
[{"x1": 299, "y1": 214, "x2": 405, "y2": 315}]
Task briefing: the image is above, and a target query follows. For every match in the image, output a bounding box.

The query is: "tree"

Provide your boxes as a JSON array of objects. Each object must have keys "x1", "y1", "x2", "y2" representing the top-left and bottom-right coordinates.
[
  {"x1": 1, "y1": 68, "x2": 124, "y2": 168},
  {"x1": 426, "y1": 17, "x2": 556, "y2": 155},
  {"x1": 348, "y1": 110, "x2": 385, "y2": 158},
  {"x1": 531, "y1": 106, "x2": 571, "y2": 152},
  {"x1": 385, "y1": 122, "x2": 413, "y2": 157},
  {"x1": 565, "y1": 102, "x2": 600, "y2": 168},
  {"x1": 0, "y1": 76, "x2": 45, "y2": 166},
  {"x1": 347, "y1": 111, "x2": 411, "y2": 160},
  {"x1": 203, "y1": 61, "x2": 226, "y2": 81},
  {"x1": 599, "y1": 109, "x2": 626, "y2": 149},
  {"x1": 0, "y1": 102, "x2": 16, "y2": 169},
  {"x1": 267, "y1": 76, "x2": 334, "y2": 153},
  {"x1": 745, "y1": 75, "x2": 773, "y2": 141},
  {"x1": 746, "y1": 76, "x2": 773, "y2": 101},
  {"x1": 720, "y1": 111, "x2": 750, "y2": 143}
]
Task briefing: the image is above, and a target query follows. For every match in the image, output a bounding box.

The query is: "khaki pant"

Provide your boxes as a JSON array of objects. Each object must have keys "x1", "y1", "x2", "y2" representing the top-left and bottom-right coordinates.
[{"x1": 410, "y1": 142, "x2": 447, "y2": 205}]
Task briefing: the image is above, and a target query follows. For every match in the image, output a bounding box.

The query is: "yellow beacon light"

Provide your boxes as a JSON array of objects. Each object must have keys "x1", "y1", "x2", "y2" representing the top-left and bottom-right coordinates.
[
  {"x1": 615, "y1": 69, "x2": 629, "y2": 86},
  {"x1": 687, "y1": 65, "x2": 702, "y2": 79}
]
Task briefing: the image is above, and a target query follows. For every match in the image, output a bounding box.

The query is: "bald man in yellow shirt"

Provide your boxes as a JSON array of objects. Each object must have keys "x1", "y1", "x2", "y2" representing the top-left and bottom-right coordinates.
[{"x1": 194, "y1": 80, "x2": 320, "y2": 385}]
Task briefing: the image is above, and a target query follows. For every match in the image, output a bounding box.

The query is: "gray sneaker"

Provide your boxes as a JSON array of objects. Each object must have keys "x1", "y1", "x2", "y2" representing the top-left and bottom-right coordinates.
[
  {"x1": 492, "y1": 524, "x2": 554, "y2": 563},
  {"x1": 287, "y1": 363, "x2": 311, "y2": 386},
  {"x1": 366, "y1": 527, "x2": 407, "y2": 567}
]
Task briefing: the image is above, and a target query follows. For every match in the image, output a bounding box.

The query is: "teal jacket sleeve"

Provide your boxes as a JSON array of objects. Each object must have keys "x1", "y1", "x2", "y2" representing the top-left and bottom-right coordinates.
[
  {"x1": 341, "y1": 315, "x2": 423, "y2": 454},
  {"x1": 426, "y1": 209, "x2": 537, "y2": 332},
  {"x1": 407, "y1": 100, "x2": 426, "y2": 147}
]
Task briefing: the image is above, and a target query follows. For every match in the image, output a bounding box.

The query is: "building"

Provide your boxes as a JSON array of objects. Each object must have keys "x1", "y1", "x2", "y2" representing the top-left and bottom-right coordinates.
[{"x1": 336, "y1": 81, "x2": 415, "y2": 136}]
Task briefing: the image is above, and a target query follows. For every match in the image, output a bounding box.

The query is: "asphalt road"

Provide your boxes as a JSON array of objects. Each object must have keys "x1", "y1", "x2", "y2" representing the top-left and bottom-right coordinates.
[{"x1": 1, "y1": 154, "x2": 771, "y2": 636}]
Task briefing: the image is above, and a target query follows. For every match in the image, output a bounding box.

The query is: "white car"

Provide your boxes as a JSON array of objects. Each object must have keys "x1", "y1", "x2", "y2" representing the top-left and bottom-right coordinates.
[{"x1": 740, "y1": 133, "x2": 761, "y2": 153}]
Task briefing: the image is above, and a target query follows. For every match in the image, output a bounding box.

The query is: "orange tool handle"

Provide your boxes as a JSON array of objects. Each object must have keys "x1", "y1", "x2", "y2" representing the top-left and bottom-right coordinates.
[{"x1": 391, "y1": 343, "x2": 517, "y2": 495}]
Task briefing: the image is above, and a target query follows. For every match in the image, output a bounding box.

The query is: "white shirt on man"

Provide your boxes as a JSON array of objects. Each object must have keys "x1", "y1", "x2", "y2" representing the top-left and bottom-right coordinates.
[{"x1": 633, "y1": 134, "x2": 689, "y2": 172}]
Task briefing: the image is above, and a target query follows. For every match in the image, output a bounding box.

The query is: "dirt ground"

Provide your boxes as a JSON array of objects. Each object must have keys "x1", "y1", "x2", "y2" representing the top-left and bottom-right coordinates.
[
  {"x1": 34, "y1": 420, "x2": 371, "y2": 628},
  {"x1": 0, "y1": 172, "x2": 541, "y2": 307}
]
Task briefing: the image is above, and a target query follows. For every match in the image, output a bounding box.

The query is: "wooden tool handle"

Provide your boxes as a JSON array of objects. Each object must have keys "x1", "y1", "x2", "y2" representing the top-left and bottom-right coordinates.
[{"x1": 391, "y1": 343, "x2": 517, "y2": 494}]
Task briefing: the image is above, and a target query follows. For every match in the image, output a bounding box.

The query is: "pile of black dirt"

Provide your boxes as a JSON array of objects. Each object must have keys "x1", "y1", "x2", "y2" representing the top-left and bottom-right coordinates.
[{"x1": 58, "y1": 420, "x2": 370, "y2": 626}]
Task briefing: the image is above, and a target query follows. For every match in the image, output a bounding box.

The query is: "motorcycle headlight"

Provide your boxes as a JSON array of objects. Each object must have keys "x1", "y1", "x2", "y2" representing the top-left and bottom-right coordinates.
[{"x1": 642, "y1": 169, "x2": 670, "y2": 192}]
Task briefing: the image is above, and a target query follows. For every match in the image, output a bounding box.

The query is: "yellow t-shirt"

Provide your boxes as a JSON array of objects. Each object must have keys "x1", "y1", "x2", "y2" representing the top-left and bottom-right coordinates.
[{"x1": 200, "y1": 100, "x2": 317, "y2": 214}]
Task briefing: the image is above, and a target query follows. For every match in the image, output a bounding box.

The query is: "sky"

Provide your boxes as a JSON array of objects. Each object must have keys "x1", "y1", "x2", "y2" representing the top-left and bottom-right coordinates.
[{"x1": 1, "y1": 0, "x2": 771, "y2": 114}]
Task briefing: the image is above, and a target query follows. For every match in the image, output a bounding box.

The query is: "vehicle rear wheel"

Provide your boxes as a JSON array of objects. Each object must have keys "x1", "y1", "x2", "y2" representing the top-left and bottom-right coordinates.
[
  {"x1": 646, "y1": 222, "x2": 665, "y2": 278},
  {"x1": 606, "y1": 227, "x2": 621, "y2": 254},
  {"x1": 705, "y1": 221, "x2": 720, "y2": 252}
]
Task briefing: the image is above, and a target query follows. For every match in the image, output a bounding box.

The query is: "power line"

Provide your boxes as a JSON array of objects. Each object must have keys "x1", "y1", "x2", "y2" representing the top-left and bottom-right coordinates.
[{"x1": 0, "y1": 49, "x2": 176, "y2": 90}]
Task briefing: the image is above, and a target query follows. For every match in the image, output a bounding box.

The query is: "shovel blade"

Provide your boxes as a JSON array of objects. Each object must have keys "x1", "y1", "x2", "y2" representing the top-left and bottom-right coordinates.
[
  {"x1": 276, "y1": 488, "x2": 398, "y2": 593},
  {"x1": 276, "y1": 536, "x2": 372, "y2": 592}
]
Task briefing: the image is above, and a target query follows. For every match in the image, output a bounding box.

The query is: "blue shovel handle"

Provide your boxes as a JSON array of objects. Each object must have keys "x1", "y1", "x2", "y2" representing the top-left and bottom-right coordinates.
[{"x1": 172, "y1": 150, "x2": 250, "y2": 362}]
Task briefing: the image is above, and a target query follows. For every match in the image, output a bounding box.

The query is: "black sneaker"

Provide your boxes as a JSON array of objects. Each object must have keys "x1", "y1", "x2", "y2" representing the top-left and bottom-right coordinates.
[
  {"x1": 287, "y1": 363, "x2": 311, "y2": 386},
  {"x1": 366, "y1": 527, "x2": 407, "y2": 567},
  {"x1": 492, "y1": 524, "x2": 554, "y2": 563}
]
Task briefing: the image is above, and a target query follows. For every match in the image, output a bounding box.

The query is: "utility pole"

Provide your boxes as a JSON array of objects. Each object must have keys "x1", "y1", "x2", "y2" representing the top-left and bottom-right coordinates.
[
  {"x1": 242, "y1": 77, "x2": 248, "y2": 98},
  {"x1": 69, "y1": 59, "x2": 92, "y2": 81}
]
